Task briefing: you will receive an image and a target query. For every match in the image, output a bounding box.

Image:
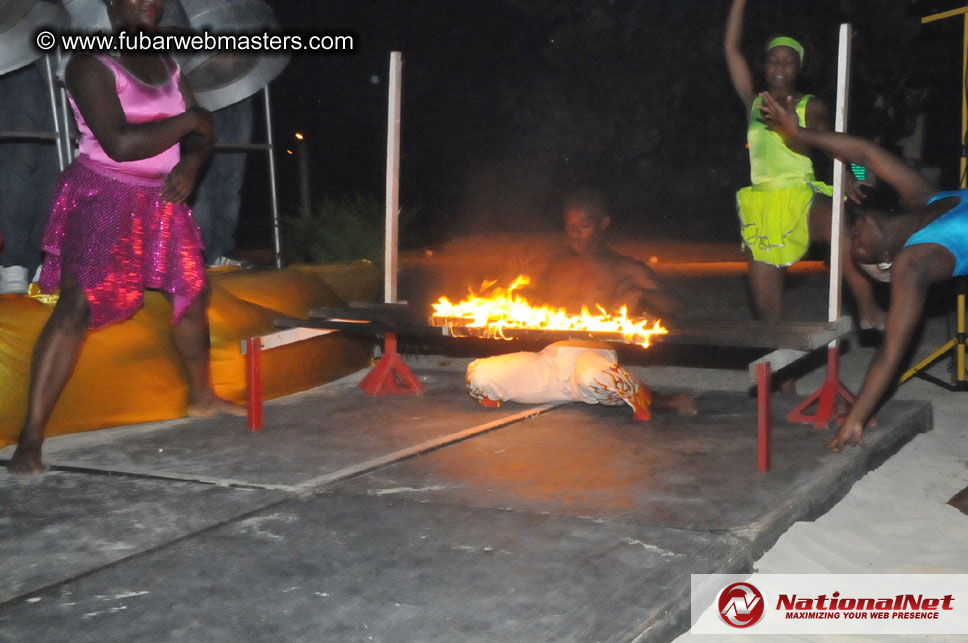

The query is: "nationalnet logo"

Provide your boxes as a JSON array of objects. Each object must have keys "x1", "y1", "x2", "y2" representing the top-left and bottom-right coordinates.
[
  {"x1": 718, "y1": 582, "x2": 765, "y2": 627},
  {"x1": 692, "y1": 574, "x2": 968, "y2": 635},
  {"x1": 776, "y1": 589, "x2": 954, "y2": 621}
]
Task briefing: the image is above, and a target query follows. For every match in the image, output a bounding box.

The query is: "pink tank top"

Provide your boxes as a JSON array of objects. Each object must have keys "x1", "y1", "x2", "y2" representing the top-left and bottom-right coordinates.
[{"x1": 69, "y1": 54, "x2": 186, "y2": 180}]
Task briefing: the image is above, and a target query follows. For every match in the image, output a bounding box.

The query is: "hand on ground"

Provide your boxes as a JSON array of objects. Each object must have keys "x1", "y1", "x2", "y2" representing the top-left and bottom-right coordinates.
[{"x1": 825, "y1": 420, "x2": 864, "y2": 452}]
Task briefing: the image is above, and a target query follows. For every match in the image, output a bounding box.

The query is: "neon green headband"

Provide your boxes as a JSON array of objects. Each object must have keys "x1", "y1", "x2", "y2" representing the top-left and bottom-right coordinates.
[{"x1": 766, "y1": 36, "x2": 804, "y2": 65}]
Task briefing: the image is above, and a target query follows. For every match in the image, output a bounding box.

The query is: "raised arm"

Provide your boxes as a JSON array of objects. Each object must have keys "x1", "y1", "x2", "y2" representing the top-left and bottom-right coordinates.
[
  {"x1": 759, "y1": 91, "x2": 936, "y2": 208},
  {"x1": 724, "y1": 0, "x2": 755, "y2": 111}
]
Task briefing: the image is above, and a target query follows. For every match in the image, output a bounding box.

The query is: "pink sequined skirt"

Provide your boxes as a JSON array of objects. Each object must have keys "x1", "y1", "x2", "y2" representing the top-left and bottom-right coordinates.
[{"x1": 39, "y1": 156, "x2": 206, "y2": 329}]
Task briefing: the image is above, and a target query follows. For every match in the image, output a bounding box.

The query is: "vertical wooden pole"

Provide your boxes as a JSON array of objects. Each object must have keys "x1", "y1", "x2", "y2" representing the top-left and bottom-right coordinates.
[
  {"x1": 828, "y1": 23, "x2": 852, "y2": 326},
  {"x1": 817, "y1": 23, "x2": 853, "y2": 413},
  {"x1": 385, "y1": 52, "x2": 403, "y2": 304}
]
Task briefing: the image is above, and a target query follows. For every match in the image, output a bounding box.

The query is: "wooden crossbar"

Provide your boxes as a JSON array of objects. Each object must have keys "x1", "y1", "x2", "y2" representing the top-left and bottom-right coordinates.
[
  {"x1": 281, "y1": 311, "x2": 852, "y2": 353},
  {"x1": 663, "y1": 317, "x2": 852, "y2": 351}
]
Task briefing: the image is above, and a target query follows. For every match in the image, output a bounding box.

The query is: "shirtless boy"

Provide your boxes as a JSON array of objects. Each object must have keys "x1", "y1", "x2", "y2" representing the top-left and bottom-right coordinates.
[
  {"x1": 466, "y1": 190, "x2": 695, "y2": 419},
  {"x1": 537, "y1": 190, "x2": 685, "y2": 319}
]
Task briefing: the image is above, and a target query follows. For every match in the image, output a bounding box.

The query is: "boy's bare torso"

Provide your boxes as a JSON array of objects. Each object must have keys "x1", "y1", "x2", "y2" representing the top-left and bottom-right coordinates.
[{"x1": 538, "y1": 249, "x2": 647, "y2": 314}]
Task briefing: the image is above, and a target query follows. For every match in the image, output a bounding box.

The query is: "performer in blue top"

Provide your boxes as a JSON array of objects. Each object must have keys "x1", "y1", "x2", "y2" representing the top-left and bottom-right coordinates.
[{"x1": 760, "y1": 90, "x2": 968, "y2": 451}]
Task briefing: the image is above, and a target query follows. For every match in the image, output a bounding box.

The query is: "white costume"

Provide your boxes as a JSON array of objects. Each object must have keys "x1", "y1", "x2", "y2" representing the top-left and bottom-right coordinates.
[{"x1": 466, "y1": 341, "x2": 652, "y2": 420}]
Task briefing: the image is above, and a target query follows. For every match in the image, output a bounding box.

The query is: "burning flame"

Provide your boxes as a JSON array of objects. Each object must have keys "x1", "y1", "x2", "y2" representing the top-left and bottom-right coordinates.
[{"x1": 430, "y1": 275, "x2": 667, "y2": 348}]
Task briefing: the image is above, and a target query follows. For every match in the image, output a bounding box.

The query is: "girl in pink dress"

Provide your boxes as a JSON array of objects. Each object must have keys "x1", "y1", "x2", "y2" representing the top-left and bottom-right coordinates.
[{"x1": 8, "y1": 0, "x2": 244, "y2": 475}]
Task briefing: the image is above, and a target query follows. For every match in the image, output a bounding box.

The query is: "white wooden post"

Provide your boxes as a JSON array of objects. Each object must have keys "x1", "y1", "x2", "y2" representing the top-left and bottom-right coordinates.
[
  {"x1": 384, "y1": 52, "x2": 403, "y2": 303},
  {"x1": 828, "y1": 23, "x2": 852, "y2": 326}
]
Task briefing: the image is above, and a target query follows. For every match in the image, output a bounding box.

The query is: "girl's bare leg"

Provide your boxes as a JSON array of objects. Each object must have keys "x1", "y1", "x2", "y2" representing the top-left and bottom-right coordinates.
[
  {"x1": 8, "y1": 275, "x2": 91, "y2": 474},
  {"x1": 748, "y1": 258, "x2": 785, "y2": 322},
  {"x1": 748, "y1": 259, "x2": 797, "y2": 391},
  {"x1": 167, "y1": 286, "x2": 245, "y2": 417}
]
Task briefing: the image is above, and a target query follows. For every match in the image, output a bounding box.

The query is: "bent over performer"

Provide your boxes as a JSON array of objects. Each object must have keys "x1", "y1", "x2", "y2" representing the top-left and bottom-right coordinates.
[
  {"x1": 8, "y1": 0, "x2": 244, "y2": 475},
  {"x1": 761, "y1": 90, "x2": 968, "y2": 451}
]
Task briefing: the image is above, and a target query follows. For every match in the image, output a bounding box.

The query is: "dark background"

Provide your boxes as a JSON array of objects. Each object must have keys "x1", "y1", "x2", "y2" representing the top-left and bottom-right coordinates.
[{"x1": 236, "y1": 0, "x2": 968, "y2": 253}]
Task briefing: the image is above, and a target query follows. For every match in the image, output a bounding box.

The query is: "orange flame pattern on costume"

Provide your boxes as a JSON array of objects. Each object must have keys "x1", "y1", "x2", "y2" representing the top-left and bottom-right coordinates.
[{"x1": 588, "y1": 364, "x2": 652, "y2": 421}]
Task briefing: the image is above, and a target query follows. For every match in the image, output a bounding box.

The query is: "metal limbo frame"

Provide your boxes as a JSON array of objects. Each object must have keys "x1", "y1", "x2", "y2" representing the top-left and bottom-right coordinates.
[
  {"x1": 358, "y1": 51, "x2": 423, "y2": 397},
  {"x1": 250, "y1": 31, "x2": 861, "y2": 472},
  {"x1": 786, "y1": 23, "x2": 858, "y2": 428}
]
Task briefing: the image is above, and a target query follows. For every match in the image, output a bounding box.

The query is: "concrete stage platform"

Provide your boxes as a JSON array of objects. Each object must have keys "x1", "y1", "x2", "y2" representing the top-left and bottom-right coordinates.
[{"x1": 0, "y1": 369, "x2": 931, "y2": 642}]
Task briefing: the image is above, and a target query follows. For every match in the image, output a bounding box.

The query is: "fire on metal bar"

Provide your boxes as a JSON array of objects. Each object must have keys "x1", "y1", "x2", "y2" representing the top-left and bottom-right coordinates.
[{"x1": 428, "y1": 275, "x2": 668, "y2": 349}]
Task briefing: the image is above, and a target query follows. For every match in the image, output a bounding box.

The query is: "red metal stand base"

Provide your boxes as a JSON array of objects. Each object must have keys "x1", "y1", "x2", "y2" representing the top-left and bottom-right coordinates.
[
  {"x1": 245, "y1": 337, "x2": 264, "y2": 432},
  {"x1": 787, "y1": 346, "x2": 855, "y2": 429},
  {"x1": 757, "y1": 361, "x2": 772, "y2": 472},
  {"x1": 359, "y1": 332, "x2": 425, "y2": 396}
]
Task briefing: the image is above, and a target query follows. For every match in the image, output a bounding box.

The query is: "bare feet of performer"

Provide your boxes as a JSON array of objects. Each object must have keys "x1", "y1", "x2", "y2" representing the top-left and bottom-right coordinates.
[
  {"x1": 8, "y1": 283, "x2": 242, "y2": 475},
  {"x1": 170, "y1": 287, "x2": 246, "y2": 420},
  {"x1": 7, "y1": 435, "x2": 45, "y2": 475},
  {"x1": 653, "y1": 392, "x2": 699, "y2": 417},
  {"x1": 7, "y1": 275, "x2": 89, "y2": 475},
  {"x1": 187, "y1": 398, "x2": 248, "y2": 418}
]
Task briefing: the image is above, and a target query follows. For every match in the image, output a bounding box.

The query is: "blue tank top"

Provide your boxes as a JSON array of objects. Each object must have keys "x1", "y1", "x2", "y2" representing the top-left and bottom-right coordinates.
[{"x1": 903, "y1": 188, "x2": 968, "y2": 276}]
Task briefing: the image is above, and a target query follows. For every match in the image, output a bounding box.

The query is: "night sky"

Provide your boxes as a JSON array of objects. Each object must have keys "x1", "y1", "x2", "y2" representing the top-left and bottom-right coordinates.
[{"x1": 236, "y1": 0, "x2": 967, "y2": 253}]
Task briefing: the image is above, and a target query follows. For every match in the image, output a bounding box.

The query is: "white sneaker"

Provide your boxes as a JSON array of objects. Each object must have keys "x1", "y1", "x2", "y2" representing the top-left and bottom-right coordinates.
[
  {"x1": 207, "y1": 256, "x2": 254, "y2": 269},
  {"x1": 0, "y1": 265, "x2": 29, "y2": 294}
]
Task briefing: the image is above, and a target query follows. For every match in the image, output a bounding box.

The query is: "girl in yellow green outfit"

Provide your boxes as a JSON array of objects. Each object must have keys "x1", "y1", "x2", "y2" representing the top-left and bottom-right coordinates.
[{"x1": 724, "y1": 0, "x2": 885, "y2": 330}]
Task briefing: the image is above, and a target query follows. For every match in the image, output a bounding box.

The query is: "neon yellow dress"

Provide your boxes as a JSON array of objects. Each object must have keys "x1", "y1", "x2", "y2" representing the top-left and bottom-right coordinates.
[{"x1": 736, "y1": 94, "x2": 832, "y2": 266}]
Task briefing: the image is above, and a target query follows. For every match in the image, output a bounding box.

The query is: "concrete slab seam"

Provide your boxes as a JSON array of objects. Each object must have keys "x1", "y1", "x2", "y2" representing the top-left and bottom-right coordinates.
[
  {"x1": 290, "y1": 403, "x2": 565, "y2": 497},
  {"x1": 0, "y1": 493, "x2": 294, "y2": 611}
]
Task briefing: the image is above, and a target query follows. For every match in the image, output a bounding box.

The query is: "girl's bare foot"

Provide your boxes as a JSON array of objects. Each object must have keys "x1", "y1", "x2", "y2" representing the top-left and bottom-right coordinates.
[
  {"x1": 187, "y1": 397, "x2": 247, "y2": 418},
  {"x1": 858, "y1": 303, "x2": 887, "y2": 332},
  {"x1": 7, "y1": 439, "x2": 45, "y2": 475}
]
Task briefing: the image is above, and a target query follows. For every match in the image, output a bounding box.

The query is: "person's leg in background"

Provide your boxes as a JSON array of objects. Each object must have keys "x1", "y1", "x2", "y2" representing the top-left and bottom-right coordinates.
[
  {"x1": 191, "y1": 97, "x2": 254, "y2": 268},
  {"x1": 0, "y1": 63, "x2": 60, "y2": 293}
]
